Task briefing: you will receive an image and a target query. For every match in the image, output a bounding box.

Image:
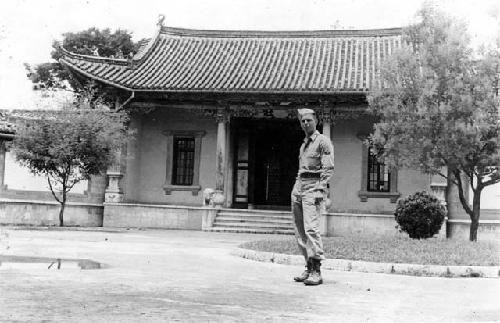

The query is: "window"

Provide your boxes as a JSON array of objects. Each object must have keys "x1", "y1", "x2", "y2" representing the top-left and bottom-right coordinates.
[
  {"x1": 367, "y1": 148, "x2": 390, "y2": 192},
  {"x1": 358, "y1": 143, "x2": 399, "y2": 203},
  {"x1": 172, "y1": 137, "x2": 195, "y2": 186},
  {"x1": 163, "y1": 130, "x2": 205, "y2": 195}
]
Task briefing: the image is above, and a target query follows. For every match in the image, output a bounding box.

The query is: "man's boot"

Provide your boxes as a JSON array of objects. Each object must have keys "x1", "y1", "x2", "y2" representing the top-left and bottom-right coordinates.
[
  {"x1": 293, "y1": 259, "x2": 312, "y2": 282},
  {"x1": 304, "y1": 259, "x2": 323, "y2": 285}
]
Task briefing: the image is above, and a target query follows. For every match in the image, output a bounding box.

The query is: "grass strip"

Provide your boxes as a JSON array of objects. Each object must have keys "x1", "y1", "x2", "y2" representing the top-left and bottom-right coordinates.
[{"x1": 240, "y1": 236, "x2": 500, "y2": 266}]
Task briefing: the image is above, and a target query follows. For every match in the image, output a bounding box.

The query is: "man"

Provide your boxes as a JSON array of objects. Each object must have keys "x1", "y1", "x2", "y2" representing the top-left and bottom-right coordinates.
[{"x1": 291, "y1": 108, "x2": 334, "y2": 286}]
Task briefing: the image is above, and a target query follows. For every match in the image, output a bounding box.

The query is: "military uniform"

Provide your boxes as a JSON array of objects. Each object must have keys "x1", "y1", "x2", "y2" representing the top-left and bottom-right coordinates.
[
  {"x1": 292, "y1": 129, "x2": 334, "y2": 261},
  {"x1": 291, "y1": 109, "x2": 334, "y2": 285}
]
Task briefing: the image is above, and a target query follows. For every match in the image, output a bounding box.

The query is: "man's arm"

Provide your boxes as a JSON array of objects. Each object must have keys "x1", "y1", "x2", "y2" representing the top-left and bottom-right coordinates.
[{"x1": 318, "y1": 137, "x2": 335, "y2": 193}]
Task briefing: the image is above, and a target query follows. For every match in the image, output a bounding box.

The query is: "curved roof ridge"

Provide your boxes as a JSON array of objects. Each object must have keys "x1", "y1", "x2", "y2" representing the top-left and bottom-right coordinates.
[
  {"x1": 60, "y1": 47, "x2": 130, "y2": 66},
  {"x1": 160, "y1": 25, "x2": 403, "y2": 38},
  {"x1": 131, "y1": 25, "x2": 163, "y2": 62}
]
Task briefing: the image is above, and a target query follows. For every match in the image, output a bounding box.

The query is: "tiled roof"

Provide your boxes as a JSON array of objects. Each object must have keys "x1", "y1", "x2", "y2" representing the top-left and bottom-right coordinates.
[
  {"x1": 60, "y1": 26, "x2": 402, "y2": 94},
  {"x1": 0, "y1": 111, "x2": 16, "y2": 139}
]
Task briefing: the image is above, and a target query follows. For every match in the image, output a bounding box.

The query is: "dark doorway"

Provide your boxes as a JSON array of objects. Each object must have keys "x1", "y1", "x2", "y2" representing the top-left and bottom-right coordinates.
[{"x1": 251, "y1": 119, "x2": 303, "y2": 208}]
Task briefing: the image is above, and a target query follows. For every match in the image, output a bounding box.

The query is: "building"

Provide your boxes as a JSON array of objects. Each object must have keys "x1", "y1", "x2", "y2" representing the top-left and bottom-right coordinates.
[{"x1": 1, "y1": 21, "x2": 498, "y2": 239}]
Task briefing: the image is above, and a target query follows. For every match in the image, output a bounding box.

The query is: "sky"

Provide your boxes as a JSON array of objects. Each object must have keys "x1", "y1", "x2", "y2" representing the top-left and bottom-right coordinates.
[{"x1": 0, "y1": 0, "x2": 499, "y2": 109}]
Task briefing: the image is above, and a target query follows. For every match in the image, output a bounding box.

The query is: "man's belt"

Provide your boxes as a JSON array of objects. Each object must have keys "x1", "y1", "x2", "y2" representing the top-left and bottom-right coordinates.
[{"x1": 299, "y1": 173, "x2": 320, "y2": 179}]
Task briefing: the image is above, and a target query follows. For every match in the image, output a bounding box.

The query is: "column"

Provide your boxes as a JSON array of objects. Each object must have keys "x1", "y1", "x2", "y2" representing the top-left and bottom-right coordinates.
[
  {"x1": 322, "y1": 110, "x2": 332, "y2": 139},
  {"x1": 320, "y1": 106, "x2": 333, "y2": 236},
  {"x1": 224, "y1": 118, "x2": 233, "y2": 207},
  {"x1": 0, "y1": 140, "x2": 6, "y2": 192},
  {"x1": 215, "y1": 108, "x2": 228, "y2": 192}
]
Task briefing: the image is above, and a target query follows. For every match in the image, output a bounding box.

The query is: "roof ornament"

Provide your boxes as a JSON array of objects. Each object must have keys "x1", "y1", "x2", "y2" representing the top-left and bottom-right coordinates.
[
  {"x1": 91, "y1": 46, "x2": 100, "y2": 57},
  {"x1": 157, "y1": 14, "x2": 165, "y2": 27},
  {"x1": 115, "y1": 48, "x2": 124, "y2": 59}
]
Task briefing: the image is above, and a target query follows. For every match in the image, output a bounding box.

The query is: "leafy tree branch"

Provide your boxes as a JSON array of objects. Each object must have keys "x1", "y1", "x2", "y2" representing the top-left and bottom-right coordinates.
[
  {"x1": 368, "y1": 5, "x2": 500, "y2": 241},
  {"x1": 12, "y1": 90, "x2": 132, "y2": 226}
]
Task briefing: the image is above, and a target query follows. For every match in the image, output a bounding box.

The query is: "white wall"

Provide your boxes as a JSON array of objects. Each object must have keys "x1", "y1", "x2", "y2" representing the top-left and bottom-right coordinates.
[
  {"x1": 478, "y1": 182, "x2": 500, "y2": 209},
  {"x1": 4, "y1": 151, "x2": 87, "y2": 194}
]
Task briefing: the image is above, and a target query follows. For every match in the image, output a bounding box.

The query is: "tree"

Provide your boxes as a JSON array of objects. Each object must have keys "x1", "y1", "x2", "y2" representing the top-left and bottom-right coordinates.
[
  {"x1": 11, "y1": 89, "x2": 131, "y2": 226},
  {"x1": 25, "y1": 27, "x2": 141, "y2": 90},
  {"x1": 368, "y1": 6, "x2": 500, "y2": 241}
]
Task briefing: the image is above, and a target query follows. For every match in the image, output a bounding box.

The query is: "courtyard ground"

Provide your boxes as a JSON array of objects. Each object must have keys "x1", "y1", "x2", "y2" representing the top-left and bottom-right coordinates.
[{"x1": 0, "y1": 227, "x2": 499, "y2": 322}]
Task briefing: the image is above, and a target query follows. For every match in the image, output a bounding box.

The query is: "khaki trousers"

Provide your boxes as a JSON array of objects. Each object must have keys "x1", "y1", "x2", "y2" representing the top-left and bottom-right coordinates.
[{"x1": 291, "y1": 178, "x2": 325, "y2": 261}]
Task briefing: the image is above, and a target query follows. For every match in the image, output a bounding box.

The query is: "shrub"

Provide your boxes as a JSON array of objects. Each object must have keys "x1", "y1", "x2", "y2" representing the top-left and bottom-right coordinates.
[{"x1": 394, "y1": 191, "x2": 446, "y2": 239}]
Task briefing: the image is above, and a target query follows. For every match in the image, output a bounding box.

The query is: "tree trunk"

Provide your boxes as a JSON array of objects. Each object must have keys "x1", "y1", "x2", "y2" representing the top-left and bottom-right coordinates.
[
  {"x1": 469, "y1": 191, "x2": 481, "y2": 242},
  {"x1": 59, "y1": 190, "x2": 67, "y2": 227},
  {"x1": 451, "y1": 170, "x2": 482, "y2": 242},
  {"x1": 58, "y1": 202, "x2": 65, "y2": 227},
  {"x1": 468, "y1": 189, "x2": 481, "y2": 242},
  {"x1": 469, "y1": 216, "x2": 479, "y2": 242}
]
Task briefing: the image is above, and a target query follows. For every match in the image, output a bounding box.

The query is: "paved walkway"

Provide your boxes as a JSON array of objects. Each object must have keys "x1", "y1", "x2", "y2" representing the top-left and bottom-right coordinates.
[{"x1": 0, "y1": 228, "x2": 499, "y2": 322}]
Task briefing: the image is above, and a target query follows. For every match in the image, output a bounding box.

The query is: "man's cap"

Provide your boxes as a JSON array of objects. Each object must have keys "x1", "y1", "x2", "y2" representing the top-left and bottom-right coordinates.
[{"x1": 297, "y1": 108, "x2": 316, "y2": 119}]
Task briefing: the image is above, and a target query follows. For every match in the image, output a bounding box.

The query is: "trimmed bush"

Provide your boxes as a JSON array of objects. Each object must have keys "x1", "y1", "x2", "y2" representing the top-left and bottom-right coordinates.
[{"x1": 395, "y1": 191, "x2": 446, "y2": 239}]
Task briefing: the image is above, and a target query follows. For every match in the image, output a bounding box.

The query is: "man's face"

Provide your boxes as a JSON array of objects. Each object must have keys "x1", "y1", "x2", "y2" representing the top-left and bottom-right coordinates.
[{"x1": 300, "y1": 113, "x2": 317, "y2": 135}]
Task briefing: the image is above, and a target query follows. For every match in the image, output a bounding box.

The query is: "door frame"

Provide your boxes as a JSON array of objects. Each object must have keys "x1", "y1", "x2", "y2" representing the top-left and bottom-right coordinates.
[{"x1": 231, "y1": 118, "x2": 302, "y2": 209}]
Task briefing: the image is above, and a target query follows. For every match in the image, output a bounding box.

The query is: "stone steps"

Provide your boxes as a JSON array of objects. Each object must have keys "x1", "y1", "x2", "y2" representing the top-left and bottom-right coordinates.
[
  {"x1": 217, "y1": 212, "x2": 292, "y2": 220},
  {"x1": 216, "y1": 215, "x2": 293, "y2": 224},
  {"x1": 210, "y1": 209, "x2": 295, "y2": 235},
  {"x1": 206, "y1": 227, "x2": 294, "y2": 235},
  {"x1": 214, "y1": 222, "x2": 294, "y2": 230}
]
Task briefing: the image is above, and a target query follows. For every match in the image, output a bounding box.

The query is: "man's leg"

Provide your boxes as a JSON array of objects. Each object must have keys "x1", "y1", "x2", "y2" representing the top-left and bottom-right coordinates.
[
  {"x1": 301, "y1": 195, "x2": 324, "y2": 285},
  {"x1": 291, "y1": 186, "x2": 311, "y2": 282},
  {"x1": 301, "y1": 195, "x2": 325, "y2": 260},
  {"x1": 291, "y1": 188, "x2": 308, "y2": 261}
]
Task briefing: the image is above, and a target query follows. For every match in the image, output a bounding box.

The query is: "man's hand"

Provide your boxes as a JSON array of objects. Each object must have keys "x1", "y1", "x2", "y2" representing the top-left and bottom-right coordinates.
[{"x1": 313, "y1": 190, "x2": 324, "y2": 205}]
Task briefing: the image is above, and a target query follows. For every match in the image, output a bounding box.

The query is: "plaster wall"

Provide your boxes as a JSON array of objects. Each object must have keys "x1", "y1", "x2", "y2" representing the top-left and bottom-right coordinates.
[
  {"x1": 103, "y1": 202, "x2": 203, "y2": 229},
  {"x1": 124, "y1": 111, "x2": 433, "y2": 213},
  {"x1": 0, "y1": 199, "x2": 103, "y2": 226},
  {"x1": 122, "y1": 114, "x2": 142, "y2": 201},
  {"x1": 123, "y1": 107, "x2": 217, "y2": 205},
  {"x1": 447, "y1": 220, "x2": 500, "y2": 241},
  {"x1": 479, "y1": 183, "x2": 500, "y2": 210},
  {"x1": 4, "y1": 151, "x2": 88, "y2": 194},
  {"x1": 324, "y1": 213, "x2": 447, "y2": 238},
  {"x1": 329, "y1": 118, "x2": 429, "y2": 214}
]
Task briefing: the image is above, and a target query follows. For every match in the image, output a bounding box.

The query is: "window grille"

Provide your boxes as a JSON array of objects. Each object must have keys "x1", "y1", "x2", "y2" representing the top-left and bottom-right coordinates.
[
  {"x1": 367, "y1": 147, "x2": 390, "y2": 192},
  {"x1": 172, "y1": 137, "x2": 195, "y2": 186}
]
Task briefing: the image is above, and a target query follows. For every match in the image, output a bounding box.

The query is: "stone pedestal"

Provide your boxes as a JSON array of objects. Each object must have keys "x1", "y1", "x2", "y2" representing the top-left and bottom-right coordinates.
[
  {"x1": 201, "y1": 208, "x2": 218, "y2": 230},
  {"x1": 104, "y1": 171, "x2": 124, "y2": 202}
]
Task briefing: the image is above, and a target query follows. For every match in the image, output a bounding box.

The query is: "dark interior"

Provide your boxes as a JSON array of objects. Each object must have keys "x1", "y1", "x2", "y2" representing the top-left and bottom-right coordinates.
[{"x1": 233, "y1": 118, "x2": 303, "y2": 209}]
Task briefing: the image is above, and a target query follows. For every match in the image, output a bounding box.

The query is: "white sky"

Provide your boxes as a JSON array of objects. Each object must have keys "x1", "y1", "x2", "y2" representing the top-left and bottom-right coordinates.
[{"x1": 0, "y1": 0, "x2": 499, "y2": 109}]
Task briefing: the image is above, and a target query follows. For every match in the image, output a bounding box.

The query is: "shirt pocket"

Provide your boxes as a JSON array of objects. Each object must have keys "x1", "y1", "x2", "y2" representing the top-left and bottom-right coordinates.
[{"x1": 304, "y1": 152, "x2": 321, "y2": 170}]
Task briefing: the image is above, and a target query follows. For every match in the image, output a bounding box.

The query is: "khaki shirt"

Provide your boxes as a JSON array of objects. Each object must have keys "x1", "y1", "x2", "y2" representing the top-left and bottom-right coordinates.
[{"x1": 297, "y1": 130, "x2": 335, "y2": 192}]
